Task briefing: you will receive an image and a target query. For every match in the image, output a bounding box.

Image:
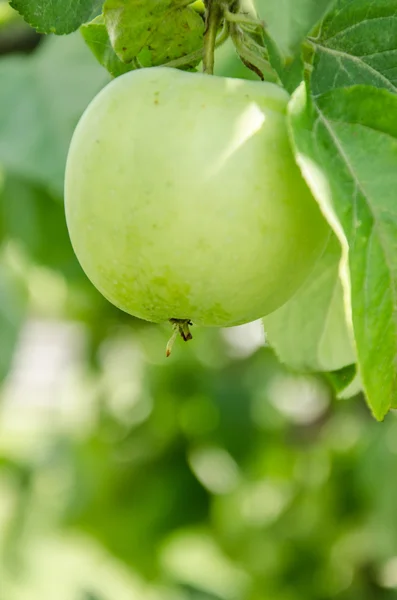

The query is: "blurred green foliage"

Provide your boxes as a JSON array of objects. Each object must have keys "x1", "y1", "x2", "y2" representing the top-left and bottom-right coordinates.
[{"x1": 1, "y1": 8, "x2": 397, "y2": 600}]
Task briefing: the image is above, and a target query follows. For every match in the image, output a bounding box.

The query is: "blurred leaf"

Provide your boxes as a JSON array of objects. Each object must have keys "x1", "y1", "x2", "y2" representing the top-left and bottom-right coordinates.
[
  {"x1": 336, "y1": 370, "x2": 362, "y2": 399},
  {"x1": 9, "y1": 0, "x2": 103, "y2": 34},
  {"x1": 0, "y1": 3, "x2": 17, "y2": 28},
  {"x1": 1, "y1": 531, "x2": 152, "y2": 600},
  {"x1": 0, "y1": 262, "x2": 26, "y2": 380},
  {"x1": 0, "y1": 166, "x2": 4, "y2": 240},
  {"x1": 0, "y1": 175, "x2": 83, "y2": 277},
  {"x1": 310, "y1": 0, "x2": 397, "y2": 96},
  {"x1": 161, "y1": 529, "x2": 250, "y2": 599},
  {"x1": 263, "y1": 233, "x2": 356, "y2": 373},
  {"x1": 288, "y1": 83, "x2": 397, "y2": 419},
  {"x1": 104, "y1": 0, "x2": 205, "y2": 68},
  {"x1": 0, "y1": 33, "x2": 107, "y2": 194},
  {"x1": 325, "y1": 363, "x2": 362, "y2": 399},
  {"x1": 82, "y1": 592, "x2": 106, "y2": 600},
  {"x1": 67, "y1": 429, "x2": 209, "y2": 577},
  {"x1": 255, "y1": 0, "x2": 334, "y2": 58},
  {"x1": 81, "y1": 15, "x2": 136, "y2": 77},
  {"x1": 0, "y1": 461, "x2": 33, "y2": 572},
  {"x1": 1, "y1": 319, "x2": 396, "y2": 599}
]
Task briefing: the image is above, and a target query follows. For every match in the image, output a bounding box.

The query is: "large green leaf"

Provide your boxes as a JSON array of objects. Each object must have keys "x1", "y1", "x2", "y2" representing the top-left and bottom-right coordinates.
[
  {"x1": 9, "y1": 0, "x2": 103, "y2": 34},
  {"x1": 104, "y1": 0, "x2": 204, "y2": 68},
  {"x1": 309, "y1": 0, "x2": 397, "y2": 96},
  {"x1": 263, "y1": 234, "x2": 356, "y2": 373},
  {"x1": 288, "y1": 83, "x2": 397, "y2": 420},
  {"x1": 0, "y1": 33, "x2": 107, "y2": 194},
  {"x1": 252, "y1": 0, "x2": 334, "y2": 92}
]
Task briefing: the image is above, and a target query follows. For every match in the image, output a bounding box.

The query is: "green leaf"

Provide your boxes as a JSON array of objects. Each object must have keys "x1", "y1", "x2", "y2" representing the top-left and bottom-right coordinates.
[
  {"x1": 0, "y1": 262, "x2": 26, "y2": 381},
  {"x1": 0, "y1": 33, "x2": 107, "y2": 194},
  {"x1": 81, "y1": 15, "x2": 135, "y2": 77},
  {"x1": 255, "y1": 0, "x2": 334, "y2": 58},
  {"x1": 288, "y1": 83, "x2": 397, "y2": 420},
  {"x1": 253, "y1": 0, "x2": 334, "y2": 92},
  {"x1": 9, "y1": 0, "x2": 103, "y2": 34},
  {"x1": 0, "y1": 175, "x2": 83, "y2": 278},
  {"x1": 263, "y1": 233, "x2": 356, "y2": 373},
  {"x1": 0, "y1": 166, "x2": 5, "y2": 242},
  {"x1": 325, "y1": 364, "x2": 362, "y2": 399},
  {"x1": 309, "y1": 0, "x2": 397, "y2": 96},
  {"x1": 262, "y1": 30, "x2": 304, "y2": 93},
  {"x1": 104, "y1": 0, "x2": 205, "y2": 68}
]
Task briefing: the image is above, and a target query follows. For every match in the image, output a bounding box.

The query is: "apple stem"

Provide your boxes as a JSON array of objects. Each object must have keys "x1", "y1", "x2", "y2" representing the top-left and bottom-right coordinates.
[
  {"x1": 224, "y1": 8, "x2": 265, "y2": 32},
  {"x1": 166, "y1": 319, "x2": 193, "y2": 357},
  {"x1": 203, "y1": 0, "x2": 224, "y2": 74}
]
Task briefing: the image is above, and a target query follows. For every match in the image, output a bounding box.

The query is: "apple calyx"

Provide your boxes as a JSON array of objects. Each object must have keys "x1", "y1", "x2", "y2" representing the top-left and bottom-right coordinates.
[{"x1": 166, "y1": 319, "x2": 194, "y2": 357}]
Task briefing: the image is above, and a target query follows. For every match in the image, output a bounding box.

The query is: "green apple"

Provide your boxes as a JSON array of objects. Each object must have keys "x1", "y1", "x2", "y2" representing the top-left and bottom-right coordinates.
[{"x1": 65, "y1": 67, "x2": 328, "y2": 328}]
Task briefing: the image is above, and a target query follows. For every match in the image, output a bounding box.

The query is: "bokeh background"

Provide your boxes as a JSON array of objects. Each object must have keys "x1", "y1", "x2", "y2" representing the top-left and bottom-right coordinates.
[{"x1": 1, "y1": 3, "x2": 397, "y2": 599}]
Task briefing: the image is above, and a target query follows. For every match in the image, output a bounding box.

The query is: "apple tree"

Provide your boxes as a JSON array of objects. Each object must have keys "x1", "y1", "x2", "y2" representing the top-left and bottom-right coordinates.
[{"x1": 6, "y1": 0, "x2": 397, "y2": 420}]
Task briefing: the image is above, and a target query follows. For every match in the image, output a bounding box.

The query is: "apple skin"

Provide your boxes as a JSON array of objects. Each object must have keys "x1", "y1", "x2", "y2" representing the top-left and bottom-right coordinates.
[{"x1": 65, "y1": 67, "x2": 328, "y2": 327}]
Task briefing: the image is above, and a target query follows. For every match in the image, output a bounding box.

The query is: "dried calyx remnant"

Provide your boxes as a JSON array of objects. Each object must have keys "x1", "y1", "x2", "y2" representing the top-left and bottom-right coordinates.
[{"x1": 166, "y1": 319, "x2": 193, "y2": 357}]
